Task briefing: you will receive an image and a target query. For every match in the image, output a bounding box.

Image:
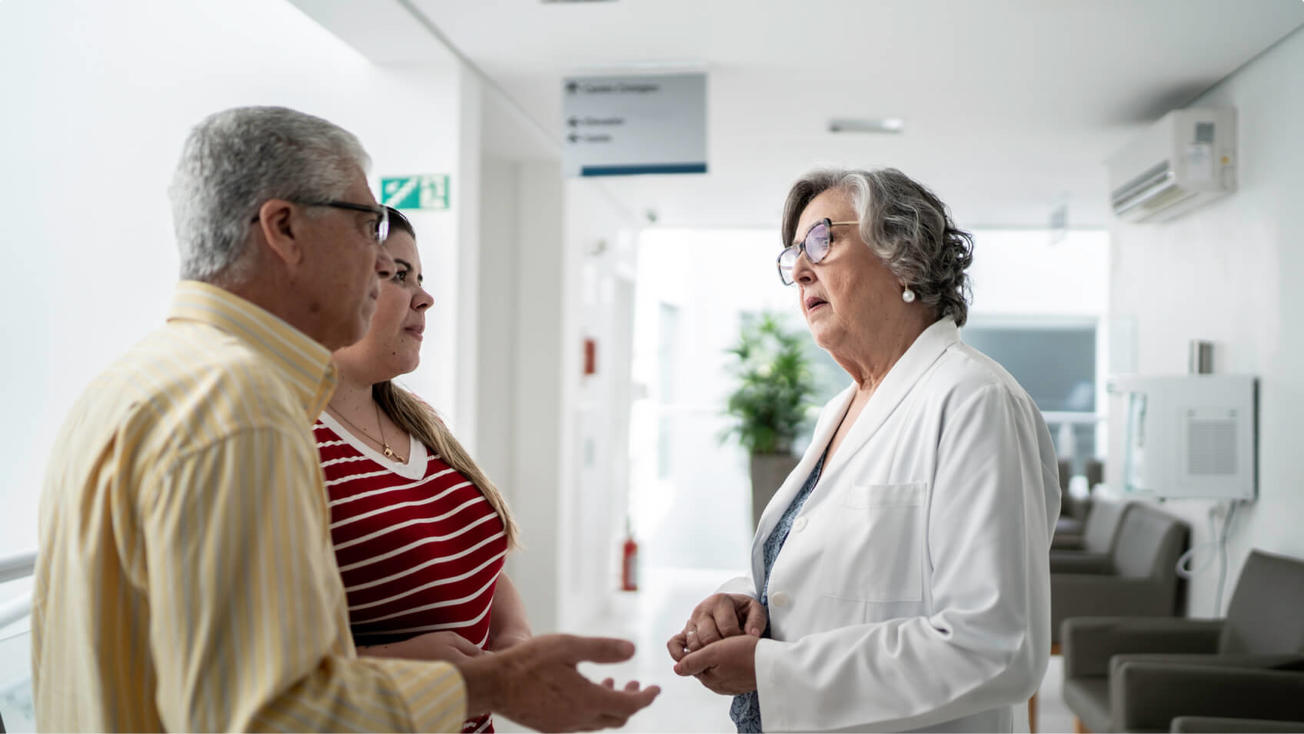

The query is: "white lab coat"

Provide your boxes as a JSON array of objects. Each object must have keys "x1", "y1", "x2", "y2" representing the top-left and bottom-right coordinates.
[{"x1": 720, "y1": 318, "x2": 1061, "y2": 732}]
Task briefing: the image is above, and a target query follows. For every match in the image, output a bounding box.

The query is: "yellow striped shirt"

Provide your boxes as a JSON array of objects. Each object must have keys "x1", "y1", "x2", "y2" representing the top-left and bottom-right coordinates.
[{"x1": 32, "y1": 280, "x2": 467, "y2": 732}]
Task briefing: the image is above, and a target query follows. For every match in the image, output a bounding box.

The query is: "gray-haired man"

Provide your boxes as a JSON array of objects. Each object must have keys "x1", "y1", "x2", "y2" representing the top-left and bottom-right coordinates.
[{"x1": 32, "y1": 106, "x2": 657, "y2": 732}]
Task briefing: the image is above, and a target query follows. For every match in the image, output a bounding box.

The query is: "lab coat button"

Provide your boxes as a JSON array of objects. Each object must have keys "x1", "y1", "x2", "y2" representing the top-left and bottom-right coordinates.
[
  {"x1": 792, "y1": 517, "x2": 808, "y2": 532},
  {"x1": 771, "y1": 591, "x2": 791, "y2": 607}
]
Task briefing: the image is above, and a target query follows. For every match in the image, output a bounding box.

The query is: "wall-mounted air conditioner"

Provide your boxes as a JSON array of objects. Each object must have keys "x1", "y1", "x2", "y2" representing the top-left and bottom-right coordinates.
[{"x1": 1107, "y1": 107, "x2": 1236, "y2": 223}]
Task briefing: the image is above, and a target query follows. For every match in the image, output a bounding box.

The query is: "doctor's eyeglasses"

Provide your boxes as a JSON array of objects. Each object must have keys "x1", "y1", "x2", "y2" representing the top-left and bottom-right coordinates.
[{"x1": 777, "y1": 218, "x2": 858, "y2": 285}]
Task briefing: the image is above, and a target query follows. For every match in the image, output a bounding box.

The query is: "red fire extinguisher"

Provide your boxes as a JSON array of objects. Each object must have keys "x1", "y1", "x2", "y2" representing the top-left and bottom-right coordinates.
[{"x1": 621, "y1": 519, "x2": 639, "y2": 592}]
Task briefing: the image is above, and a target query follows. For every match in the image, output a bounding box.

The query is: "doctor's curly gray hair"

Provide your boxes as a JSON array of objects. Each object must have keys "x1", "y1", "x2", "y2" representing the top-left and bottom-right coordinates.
[
  {"x1": 169, "y1": 106, "x2": 370, "y2": 284},
  {"x1": 781, "y1": 168, "x2": 974, "y2": 326}
]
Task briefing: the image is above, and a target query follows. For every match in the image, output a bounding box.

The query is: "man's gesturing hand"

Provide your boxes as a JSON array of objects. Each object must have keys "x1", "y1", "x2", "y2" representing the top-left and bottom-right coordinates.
[{"x1": 459, "y1": 634, "x2": 660, "y2": 732}]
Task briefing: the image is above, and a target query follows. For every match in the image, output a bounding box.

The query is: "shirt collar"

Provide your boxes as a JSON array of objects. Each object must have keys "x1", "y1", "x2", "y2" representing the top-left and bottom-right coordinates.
[
  {"x1": 167, "y1": 280, "x2": 337, "y2": 420},
  {"x1": 906, "y1": 316, "x2": 962, "y2": 366}
]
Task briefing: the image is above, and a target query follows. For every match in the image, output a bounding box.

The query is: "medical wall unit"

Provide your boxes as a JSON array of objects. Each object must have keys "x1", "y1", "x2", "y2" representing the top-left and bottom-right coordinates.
[{"x1": 1111, "y1": 374, "x2": 1257, "y2": 500}]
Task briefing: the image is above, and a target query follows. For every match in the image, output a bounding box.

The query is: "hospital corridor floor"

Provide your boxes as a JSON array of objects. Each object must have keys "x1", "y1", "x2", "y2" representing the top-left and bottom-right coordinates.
[{"x1": 501, "y1": 568, "x2": 1074, "y2": 733}]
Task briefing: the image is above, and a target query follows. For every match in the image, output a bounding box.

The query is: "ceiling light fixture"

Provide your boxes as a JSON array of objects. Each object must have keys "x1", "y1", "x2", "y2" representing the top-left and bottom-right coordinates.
[{"x1": 827, "y1": 118, "x2": 906, "y2": 134}]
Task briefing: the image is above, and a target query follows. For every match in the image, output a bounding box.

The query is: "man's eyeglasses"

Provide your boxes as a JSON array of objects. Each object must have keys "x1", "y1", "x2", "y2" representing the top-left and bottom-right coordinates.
[
  {"x1": 249, "y1": 200, "x2": 389, "y2": 244},
  {"x1": 777, "y1": 218, "x2": 858, "y2": 285}
]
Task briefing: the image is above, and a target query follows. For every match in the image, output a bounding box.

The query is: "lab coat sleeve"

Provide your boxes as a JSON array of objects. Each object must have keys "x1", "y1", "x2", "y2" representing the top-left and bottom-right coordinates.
[
  {"x1": 717, "y1": 575, "x2": 759, "y2": 598},
  {"x1": 755, "y1": 384, "x2": 1057, "y2": 732}
]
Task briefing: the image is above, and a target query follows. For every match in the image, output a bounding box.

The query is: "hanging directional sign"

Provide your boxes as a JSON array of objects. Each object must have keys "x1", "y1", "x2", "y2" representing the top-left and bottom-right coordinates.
[
  {"x1": 380, "y1": 174, "x2": 450, "y2": 211},
  {"x1": 561, "y1": 73, "x2": 707, "y2": 177}
]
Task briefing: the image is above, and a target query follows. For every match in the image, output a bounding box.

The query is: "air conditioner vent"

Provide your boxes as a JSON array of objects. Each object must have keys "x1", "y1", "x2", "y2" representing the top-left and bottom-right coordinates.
[
  {"x1": 1107, "y1": 107, "x2": 1236, "y2": 223},
  {"x1": 1138, "y1": 185, "x2": 1199, "y2": 216},
  {"x1": 1111, "y1": 161, "x2": 1171, "y2": 208}
]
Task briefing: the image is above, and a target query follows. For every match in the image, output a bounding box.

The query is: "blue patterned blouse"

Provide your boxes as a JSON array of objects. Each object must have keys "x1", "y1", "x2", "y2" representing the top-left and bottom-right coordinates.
[{"x1": 730, "y1": 447, "x2": 829, "y2": 733}]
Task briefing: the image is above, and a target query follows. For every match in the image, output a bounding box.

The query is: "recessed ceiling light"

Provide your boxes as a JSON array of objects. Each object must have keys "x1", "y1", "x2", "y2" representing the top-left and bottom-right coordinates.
[{"x1": 828, "y1": 118, "x2": 906, "y2": 134}]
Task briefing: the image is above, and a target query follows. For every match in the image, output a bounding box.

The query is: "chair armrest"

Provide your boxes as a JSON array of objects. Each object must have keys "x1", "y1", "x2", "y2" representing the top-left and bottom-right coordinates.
[
  {"x1": 1052, "y1": 532, "x2": 1086, "y2": 551},
  {"x1": 1111, "y1": 653, "x2": 1304, "y2": 677},
  {"x1": 1053, "y1": 577, "x2": 1180, "y2": 647},
  {"x1": 1050, "y1": 551, "x2": 1113, "y2": 574},
  {"x1": 1171, "y1": 716, "x2": 1304, "y2": 732},
  {"x1": 1064, "y1": 494, "x2": 1092, "y2": 520},
  {"x1": 1113, "y1": 663, "x2": 1304, "y2": 732},
  {"x1": 1062, "y1": 617, "x2": 1223, "y2": 678},
  {"x1": 1057, "y1": 515, "x2": 1085, "y2": 533}
]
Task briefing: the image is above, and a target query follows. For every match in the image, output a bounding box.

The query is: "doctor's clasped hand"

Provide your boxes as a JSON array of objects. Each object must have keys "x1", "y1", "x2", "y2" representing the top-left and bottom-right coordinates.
[{"x1": 667, "y1": 593, "x2": 767, "y2": 695}]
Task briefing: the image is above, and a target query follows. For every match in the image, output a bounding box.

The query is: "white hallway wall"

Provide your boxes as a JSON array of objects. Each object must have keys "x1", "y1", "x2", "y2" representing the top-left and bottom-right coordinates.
[
  {"x1": 0, "y1": 0, "x2": 635, "y2": 633},
  {"x1": 1107, "y1": 26, "x2": 1304, "y2": 617},
  {"x1": 0, "y1": 0, "x2": 465, "y2": 556},
  {"x1": 561, "y1": 180, "x2": 640, "y2": 629},
  {"x1": 472, "y1": 79, "x2": 639, "y2": 630}
]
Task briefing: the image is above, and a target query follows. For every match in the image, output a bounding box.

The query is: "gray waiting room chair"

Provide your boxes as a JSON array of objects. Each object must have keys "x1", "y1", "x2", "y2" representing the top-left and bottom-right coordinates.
[
  {"x1": 1170, "y1": 715, "x2": 1304, "y2": 732},
  {"x1": 1051, "y1": 497, "x2": 1131, "y2": 565},
  {"x1": 1051, "y1": 502, "x2": 1189, "y2": 646},
  {"x1": 1061, "y1": 550, "x2": 1304, "y2": 732}
]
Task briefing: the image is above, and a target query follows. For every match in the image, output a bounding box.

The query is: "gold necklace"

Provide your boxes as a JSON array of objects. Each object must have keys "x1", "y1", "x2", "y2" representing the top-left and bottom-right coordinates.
[{"x1": 329, "y1": 401, "x2": 406, "y2": 462}]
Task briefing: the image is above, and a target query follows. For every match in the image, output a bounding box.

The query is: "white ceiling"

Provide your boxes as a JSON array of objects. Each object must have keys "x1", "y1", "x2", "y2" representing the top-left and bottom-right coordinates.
[{"x1": 328, "y1": 0, "x2": 1304, "y2": 229}]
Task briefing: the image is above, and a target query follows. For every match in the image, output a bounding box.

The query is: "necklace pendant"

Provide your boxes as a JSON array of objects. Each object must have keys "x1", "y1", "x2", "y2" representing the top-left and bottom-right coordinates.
[{"x1": 383, "y1": 445, "x2": 395, "y2": 459}]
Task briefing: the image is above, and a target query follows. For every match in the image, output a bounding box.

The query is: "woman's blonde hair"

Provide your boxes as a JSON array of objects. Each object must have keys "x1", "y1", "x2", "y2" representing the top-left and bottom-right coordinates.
[{"x1": 374, "y1": 380, "x2": 520, "y2": 548}]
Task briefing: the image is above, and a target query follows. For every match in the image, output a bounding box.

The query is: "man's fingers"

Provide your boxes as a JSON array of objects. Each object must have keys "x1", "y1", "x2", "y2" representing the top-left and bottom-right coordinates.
[
  {"x1": 448, "y1": 634, "x2": 484, "y2": 657},
  {"x1": 630, "y1": 684, "x2": 661, "y2": 706},
  {"x1": 587, "y1": 681, "x2": 661, "y2": 717},
  {"x1": 593, "y1": 713, "x2": 629, "y2": 730},
  {"x1": 558, "y1": 634, "x2": 637, "y2": 664}
]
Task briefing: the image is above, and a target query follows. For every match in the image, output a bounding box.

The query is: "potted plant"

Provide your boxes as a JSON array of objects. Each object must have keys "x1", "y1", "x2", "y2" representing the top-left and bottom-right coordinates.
[{"x1": 722, "y1": 312, "x2": 818, "y2": 530}]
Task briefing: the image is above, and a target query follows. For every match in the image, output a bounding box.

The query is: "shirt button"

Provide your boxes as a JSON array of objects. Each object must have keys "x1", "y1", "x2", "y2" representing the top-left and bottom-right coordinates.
[
  {"x1": 792, "y1": 516, "x2": 808, "y2": 532},
  {"x1": 771, "y1": 591, "x2": 791, "y2": 608}
]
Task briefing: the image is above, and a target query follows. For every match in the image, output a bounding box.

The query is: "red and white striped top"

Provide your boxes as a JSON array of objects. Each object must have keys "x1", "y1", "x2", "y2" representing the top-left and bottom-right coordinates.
[{"x1": 315, "y1": 413, "x2": 507, "y2": 733}]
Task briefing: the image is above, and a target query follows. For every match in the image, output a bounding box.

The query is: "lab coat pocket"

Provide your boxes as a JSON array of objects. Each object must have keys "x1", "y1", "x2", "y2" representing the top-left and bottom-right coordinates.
[
  {"x1": 843, "y1": 482, "x2": 927, "y2": 602},
  {"x1": 814, "y1": 593, "x2": 869, "y2": 629}
]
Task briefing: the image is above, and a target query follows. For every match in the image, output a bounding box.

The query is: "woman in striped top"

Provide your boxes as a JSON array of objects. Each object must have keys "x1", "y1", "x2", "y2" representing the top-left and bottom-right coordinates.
[{"x1": 315, "y1": 207, "x2": 529, "y2": 733}]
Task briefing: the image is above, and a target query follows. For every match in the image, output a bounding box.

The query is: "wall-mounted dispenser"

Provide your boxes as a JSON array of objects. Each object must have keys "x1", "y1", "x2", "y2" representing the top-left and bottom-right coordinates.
[{"x1": 1110, "y1": 375, "x2": 1257, "y2": 500}]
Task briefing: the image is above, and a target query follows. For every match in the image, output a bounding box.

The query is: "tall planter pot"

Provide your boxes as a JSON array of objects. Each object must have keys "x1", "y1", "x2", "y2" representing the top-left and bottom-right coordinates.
[{"x1": 748, "y1": 452, "x2": 801, "y2": 531}]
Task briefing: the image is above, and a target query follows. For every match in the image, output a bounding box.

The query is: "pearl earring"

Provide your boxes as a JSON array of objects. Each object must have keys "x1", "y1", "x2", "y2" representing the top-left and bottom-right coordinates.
[{"x1": 902, "y1": 287, "x2": 916, "y2": 303}]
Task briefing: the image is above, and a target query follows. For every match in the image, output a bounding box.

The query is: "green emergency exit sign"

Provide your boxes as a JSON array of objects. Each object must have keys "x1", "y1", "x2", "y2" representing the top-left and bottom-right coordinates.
[{"x1": 380, "y1": 174, "x2": 450, "y2": 211}]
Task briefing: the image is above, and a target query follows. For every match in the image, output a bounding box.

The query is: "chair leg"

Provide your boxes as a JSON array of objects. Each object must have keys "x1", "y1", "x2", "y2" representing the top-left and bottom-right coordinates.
[
  {"x1": 1027, "y1": 693, "x2": 1037, "y2": 733},
  {"x1": 1073, "y1": 716, "x2": 1090, "y2": 733}
]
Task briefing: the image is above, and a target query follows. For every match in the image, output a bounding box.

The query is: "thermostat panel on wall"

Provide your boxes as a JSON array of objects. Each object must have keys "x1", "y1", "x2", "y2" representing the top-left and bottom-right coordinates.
[{"x1": 1111, "y1": 374, "x2": 1257, "y2": 500}]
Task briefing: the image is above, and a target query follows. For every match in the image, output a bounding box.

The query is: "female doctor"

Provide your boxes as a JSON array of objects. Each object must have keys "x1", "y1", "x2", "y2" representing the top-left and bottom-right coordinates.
[{"x1": 668, "y1": 168, "x2": 1061, "y2": 733}]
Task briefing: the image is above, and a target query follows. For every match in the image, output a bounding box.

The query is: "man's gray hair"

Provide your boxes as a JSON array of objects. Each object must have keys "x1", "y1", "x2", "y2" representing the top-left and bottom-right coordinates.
[
  {"x1": 781, "y1": 168, "x2": 974, "y2": 326},
  {"x1": 169, "y1": 106, "x2": 370, "y2": 283}
]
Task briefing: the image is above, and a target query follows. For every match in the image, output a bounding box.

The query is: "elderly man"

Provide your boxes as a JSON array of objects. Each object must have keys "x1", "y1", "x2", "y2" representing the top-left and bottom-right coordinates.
[{"x1": 31, "y1": 106, "x2": 658, "y2": 732}]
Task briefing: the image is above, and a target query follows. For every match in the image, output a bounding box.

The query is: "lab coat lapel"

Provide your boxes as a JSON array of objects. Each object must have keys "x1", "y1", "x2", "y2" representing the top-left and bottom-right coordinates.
[
  {"x1": 819, "y1": 318, "x2": 961, "y2": 480},
  {"x1": 750, "y1": 384, "x2": 855, "y2": 576}
]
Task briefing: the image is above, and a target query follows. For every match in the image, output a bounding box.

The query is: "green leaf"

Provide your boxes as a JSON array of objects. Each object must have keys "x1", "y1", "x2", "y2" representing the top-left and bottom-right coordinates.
[{"x1": 720, "y1": 311, "x2": 818, "y2": 455}]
